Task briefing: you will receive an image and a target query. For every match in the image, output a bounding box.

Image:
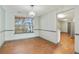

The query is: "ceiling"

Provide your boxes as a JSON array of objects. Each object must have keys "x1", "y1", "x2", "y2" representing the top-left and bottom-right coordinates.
[
  {"x1": 57, "y1": 9, "x2": 74, "y2": 22},
  {"x1": 2, "y1": 5, "x2": 76, "y2": 17}
]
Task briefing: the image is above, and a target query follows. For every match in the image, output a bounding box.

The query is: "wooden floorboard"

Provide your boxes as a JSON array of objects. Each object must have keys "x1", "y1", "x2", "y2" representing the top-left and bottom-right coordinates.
[
  {"x1": 53, "y1": 32, "x2": 74, "y2": 54},
  {"x1": 0, "y1": 32, "x2": 74, "y2": 54}
]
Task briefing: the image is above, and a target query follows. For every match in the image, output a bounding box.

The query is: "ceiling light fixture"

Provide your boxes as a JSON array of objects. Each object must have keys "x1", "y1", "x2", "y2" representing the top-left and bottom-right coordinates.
[
  {"x1": 57, "y1": 14, "x2": 66, "y2": 18},
  {"x1": 29, "y1": 5, "x2": 36, "y2": 17}
]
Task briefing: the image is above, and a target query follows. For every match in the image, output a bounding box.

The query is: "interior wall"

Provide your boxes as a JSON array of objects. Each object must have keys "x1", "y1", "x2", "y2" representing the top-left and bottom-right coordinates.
[
  {"x1": 5, "y1": 11, "x2": 40, "y2": 41},
  {"x1": 59, "y1": 21, "x2": 68, "y2": 32},
  {"x1": 39, "y1": 11, "x2": 58, "y2": 43},
  {"x1": 71, "y1": 22, "x2": 75, "y2": 35},
  {"x1": 74, "y1": 7, "x2": 79, "y2": 53},
  {"x1": 0, "y1": 7, "x2": 5, "y2": 47}
]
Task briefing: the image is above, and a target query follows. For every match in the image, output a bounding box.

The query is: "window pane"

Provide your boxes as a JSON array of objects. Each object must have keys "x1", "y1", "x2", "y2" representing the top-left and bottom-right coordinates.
[{"x1": 15, "y1": 16, "x2": 33, "y2": 34}]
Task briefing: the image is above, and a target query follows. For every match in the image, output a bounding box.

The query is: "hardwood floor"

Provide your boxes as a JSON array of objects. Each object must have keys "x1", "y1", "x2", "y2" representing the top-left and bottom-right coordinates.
[
  {"x1": 0, "y1": 32, "x2": 74, "y2": 54},
  {"x1": 53, "y1": 32, "x2": 74, "y2": 54}
]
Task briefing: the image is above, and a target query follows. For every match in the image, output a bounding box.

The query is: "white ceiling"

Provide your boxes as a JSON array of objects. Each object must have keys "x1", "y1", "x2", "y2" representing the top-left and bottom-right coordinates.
[
  {"x1": 2, "y1": 5, "x2": 76, "y2": 17},
  {"x1": 57, "y1": 8, "x2": 74, "y2": 22}
]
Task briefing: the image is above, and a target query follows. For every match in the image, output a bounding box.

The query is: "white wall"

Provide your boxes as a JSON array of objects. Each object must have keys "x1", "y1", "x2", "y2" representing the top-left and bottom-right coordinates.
[
  {"x1": 74, "y1": 7, "x2": 79, "y2": 53},
  {"x1": 39, "y1": 11, "x2": 58, "y2": 43},
  {"x1": 69, "y1": 22, "x2": 75, "y2": 36},
  {"x1": 33, "y1": 16, "x2": 40, "y2": 35},
  {"x1": 59, "y1": 21, "x2": 68, "y2": 32},
  {"x1": 5, "y1": 11, "x2": 39, "y2": 41},
  {"x1": 0, "y1": 7, "x2": 5, "y2": 47}
]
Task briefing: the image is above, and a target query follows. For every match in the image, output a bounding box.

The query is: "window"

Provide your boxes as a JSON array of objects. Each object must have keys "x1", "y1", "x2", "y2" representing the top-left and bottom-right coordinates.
[{"x1": 15, "y1": 16, "x2": 33, "y2": 34}]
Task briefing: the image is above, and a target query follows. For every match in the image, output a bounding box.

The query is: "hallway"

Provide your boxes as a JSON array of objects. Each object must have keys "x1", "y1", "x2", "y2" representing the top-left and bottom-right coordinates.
[
  {"x1": 0, "y1": 32, "x2": 74, "y2": 54},
  {"x1": 53, "y1": 32, "x2": 74, "y2": 54}
]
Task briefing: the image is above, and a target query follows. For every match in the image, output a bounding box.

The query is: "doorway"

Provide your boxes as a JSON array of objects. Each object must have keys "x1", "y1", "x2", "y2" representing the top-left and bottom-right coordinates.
[{"x1": 56, "y1": 9, "x2": 75, "y2": 43}]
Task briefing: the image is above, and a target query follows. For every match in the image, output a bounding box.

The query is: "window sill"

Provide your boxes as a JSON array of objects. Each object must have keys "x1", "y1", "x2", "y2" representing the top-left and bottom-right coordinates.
[{"x1": 15, "y1": 32, "x2": 34, "y2": 34}]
